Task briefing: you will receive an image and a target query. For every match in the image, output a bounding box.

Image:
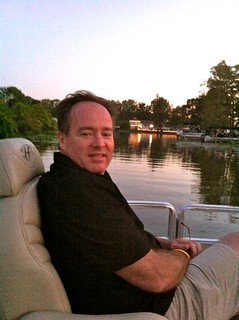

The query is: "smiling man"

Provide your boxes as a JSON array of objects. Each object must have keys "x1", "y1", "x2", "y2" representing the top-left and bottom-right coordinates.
[
  {"x1": 37, "y1": 90, "x2": 239, "y2": 319},
  {"x1": 57, "y1": 100, "x2": 114, "y2": 174}
]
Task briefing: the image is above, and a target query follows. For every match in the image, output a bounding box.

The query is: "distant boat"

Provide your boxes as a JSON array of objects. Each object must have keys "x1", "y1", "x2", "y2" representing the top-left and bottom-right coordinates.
[
  {"x1": 203, "y1": 127, "x2": 239, "y2": 143},
  {"x1": 176, "y1": 128, "x2": 203, "y2": 139}
]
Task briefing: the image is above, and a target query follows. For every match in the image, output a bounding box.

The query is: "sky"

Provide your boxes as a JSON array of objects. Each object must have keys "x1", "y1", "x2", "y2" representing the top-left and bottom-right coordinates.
[{"x1": 1, "y1": 0, "x2": 239, "y2": 107}]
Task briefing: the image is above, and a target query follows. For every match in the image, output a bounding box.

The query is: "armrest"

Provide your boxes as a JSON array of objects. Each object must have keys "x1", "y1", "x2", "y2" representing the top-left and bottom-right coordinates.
[{"x1": 20, "y1": 311, "x2": 168, "y2": 320}]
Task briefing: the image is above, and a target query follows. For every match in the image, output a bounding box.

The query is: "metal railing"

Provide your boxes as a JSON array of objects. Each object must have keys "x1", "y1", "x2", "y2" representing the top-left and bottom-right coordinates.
[
  {"x1": 177, "y1": 203, "x2": 239, "y2": 245},
  {"x1": 128, "y1": 201, "x2": 239, "y2": 245},
  {"x1": 128, "y1": 200, "x2": 177, "y2": 240}
]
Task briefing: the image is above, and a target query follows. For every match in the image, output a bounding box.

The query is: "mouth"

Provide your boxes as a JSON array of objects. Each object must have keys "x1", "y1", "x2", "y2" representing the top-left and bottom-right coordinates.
[{"x1": 89, "y1": 153, "x2": 106, "y2": 159}]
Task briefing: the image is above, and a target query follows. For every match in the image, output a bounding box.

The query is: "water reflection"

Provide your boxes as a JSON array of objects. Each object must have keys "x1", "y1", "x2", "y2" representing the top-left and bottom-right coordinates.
[
  {"x1": 37, "y1": 133, "x2": 239, "y2": 206},
  {"x1": 38, "y1": 132, "x2": 239, "y2": 208},
  {"x1": 113, "y1": 132, "x2": 239, "y2": 207},
  {"x1": 38, "y1": 132, "x2": 239, "y2": 237}
]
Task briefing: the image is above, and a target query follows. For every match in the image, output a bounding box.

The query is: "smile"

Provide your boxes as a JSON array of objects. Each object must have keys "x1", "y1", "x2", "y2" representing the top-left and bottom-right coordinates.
[{"x1": 89, "y1": 154, "x2": 105, "y2": 158}]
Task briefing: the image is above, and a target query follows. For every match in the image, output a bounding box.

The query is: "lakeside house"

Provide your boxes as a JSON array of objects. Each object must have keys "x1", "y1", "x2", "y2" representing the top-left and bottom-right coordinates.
[
  {"x1": 129, "y1": 120, "x2": 177, "y2": 135},
  {"x1": 129, "y1": 120, "x2": 154, "y2": 131}
]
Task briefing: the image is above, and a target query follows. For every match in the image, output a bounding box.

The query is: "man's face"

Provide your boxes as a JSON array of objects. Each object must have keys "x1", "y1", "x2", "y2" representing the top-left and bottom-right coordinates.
[{"x1": 58, "y1": 101, "x2": 114, "y2": 174}]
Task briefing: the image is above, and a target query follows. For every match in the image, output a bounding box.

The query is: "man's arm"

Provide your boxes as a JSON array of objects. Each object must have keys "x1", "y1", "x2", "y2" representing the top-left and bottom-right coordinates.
[{"x1": 116, "y1": 248, "x2": 190, "y2": 293}]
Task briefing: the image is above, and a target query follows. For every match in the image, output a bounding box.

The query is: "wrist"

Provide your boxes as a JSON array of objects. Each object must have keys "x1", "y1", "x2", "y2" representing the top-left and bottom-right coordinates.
[{"x1": 173, "y1": 249, "x2": 190, "y2": 261}]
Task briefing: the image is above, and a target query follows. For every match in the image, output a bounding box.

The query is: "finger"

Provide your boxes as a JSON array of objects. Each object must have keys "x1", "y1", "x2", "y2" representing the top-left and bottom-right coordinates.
[{"x1": 187, "y1": 241, "x2": 203, "y2": 257}]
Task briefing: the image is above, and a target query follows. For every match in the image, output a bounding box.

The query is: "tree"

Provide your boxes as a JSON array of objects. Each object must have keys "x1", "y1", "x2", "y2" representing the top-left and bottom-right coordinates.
[
  {"x1": 202, "y1": 88, "x2": 229, "y2": 128},
  {"x1": 117, "y1": 99, "x2": 138, "y2": 120},
  {"x1": 185, "y1": 97, "x2": 203, "y2": 125},
  {"x1": 12, "y1": 102, "x2": 42, "y2": 134},
  {"x1": 0, "y1": 86, "x2": 57, "y2": 136},
  {"x1": 175, "y1": 96, "x2": 204, "y2": 128},
  {"x1": 40, "y1": 99, "x2": 59, "y2": 117},
  {"x1": 202, "y1": 60, "x2": 239, "y2": 128},
  {"x1": 136, "y1": 102, "x2": 152, "y2": 120},
  {"x1": 170, "y1": 105, "x2": 188, "y2": 128},
  {"x1": 0, "y1": 100, "x2": 17, "y2": 138},
  {"x1": 32, "y1": 102, "x2": 56, "y2": 132},
  {"x1": 150, "y1": 95, "x2": 171, "y2": 128},
  {"x1": 0, "y1": 86, "x2": 38, "y2": 107}
]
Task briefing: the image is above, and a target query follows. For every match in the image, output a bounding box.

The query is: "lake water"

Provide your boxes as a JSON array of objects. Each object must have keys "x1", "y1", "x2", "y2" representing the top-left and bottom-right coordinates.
[{"x1": 39, "y1": 132, "x2": 239, "y2": 239}]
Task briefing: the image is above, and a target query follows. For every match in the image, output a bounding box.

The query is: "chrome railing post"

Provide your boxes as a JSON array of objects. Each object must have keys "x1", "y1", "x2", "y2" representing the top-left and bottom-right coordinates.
[
  {"x1": 128, "y1": 201, "x2": 177, "y2": 240},
  {"x1": 177, "y1": 203, "x2": 239, "y2": 245}
]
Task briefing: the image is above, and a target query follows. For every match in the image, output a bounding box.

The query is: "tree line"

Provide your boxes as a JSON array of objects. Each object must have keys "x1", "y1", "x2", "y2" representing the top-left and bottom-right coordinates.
[
  {"x1": 0, "y1": 87, "x2": 57, "y2": 138},
  {"x1": 0, "y1": 60, "x2": 239, "y2": 139}
]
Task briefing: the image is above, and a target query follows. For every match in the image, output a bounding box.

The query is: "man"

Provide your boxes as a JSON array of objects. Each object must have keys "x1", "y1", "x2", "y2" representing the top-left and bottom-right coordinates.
[{"x1": 37, "y1": 90, "x2": 239, "y2": 319}]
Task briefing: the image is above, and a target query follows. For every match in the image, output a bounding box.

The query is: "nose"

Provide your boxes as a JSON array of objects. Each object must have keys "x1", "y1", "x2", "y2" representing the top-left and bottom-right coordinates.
[{"x1": 92, "y1": 133, "x2": 105, "y2": 147}]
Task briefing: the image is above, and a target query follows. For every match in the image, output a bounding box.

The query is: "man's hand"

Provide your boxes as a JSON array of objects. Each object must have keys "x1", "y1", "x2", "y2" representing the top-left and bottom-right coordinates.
[{"x1": 157, "y1": 237, "x2": 203, "y2": 258}]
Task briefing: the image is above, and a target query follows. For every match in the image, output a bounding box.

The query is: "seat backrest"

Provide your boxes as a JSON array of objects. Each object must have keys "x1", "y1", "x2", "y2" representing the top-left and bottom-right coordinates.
[{"x1": 0, "y1": 138, "x2": 71, "y2": 320}]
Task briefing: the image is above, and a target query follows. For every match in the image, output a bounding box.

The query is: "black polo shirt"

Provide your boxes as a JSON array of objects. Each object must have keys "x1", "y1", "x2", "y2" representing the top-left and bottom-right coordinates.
[{"x1": 37, "y1": 152, "x2": 175, "y2": 315}]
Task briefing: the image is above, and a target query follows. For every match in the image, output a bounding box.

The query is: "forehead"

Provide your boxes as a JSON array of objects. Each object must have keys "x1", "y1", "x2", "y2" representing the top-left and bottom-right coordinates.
[{"x1": 71, "y1": 101, "x2": 113, "y2": 124}]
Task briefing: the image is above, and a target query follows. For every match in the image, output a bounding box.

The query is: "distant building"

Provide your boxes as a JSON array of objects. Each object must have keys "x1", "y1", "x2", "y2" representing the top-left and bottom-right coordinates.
[
  {"x1": 129, "y1": 120, "x2": 154, "y2": 131},
  {"x1": 129, "y1": 120, "x2": 142, "y2": 130}
]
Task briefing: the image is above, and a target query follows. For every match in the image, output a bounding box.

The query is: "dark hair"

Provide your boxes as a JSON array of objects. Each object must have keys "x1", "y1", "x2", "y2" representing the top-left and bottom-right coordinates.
[{"x1": 56, "y1": 90, "x2": 115, "y2": 134}]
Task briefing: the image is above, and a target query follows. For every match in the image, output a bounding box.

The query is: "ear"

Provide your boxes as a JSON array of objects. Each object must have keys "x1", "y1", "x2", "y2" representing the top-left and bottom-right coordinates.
[{"x1": 57, "y1": 131, "x2": 66, "y2": 151}]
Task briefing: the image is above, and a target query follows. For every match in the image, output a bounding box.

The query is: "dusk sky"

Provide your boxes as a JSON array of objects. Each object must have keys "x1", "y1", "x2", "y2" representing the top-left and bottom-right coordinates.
[{"x1": 1, "y1": 0, "x2": 239, "y2": 106}]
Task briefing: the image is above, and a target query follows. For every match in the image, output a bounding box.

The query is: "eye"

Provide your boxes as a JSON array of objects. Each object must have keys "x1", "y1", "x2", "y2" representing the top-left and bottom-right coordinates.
[
  {"x1": 102, "y1": 130, "x2": 113, "y2": 137},
  {"x1": 79, "y1": 130, "x2": 93, "y2": 137}
]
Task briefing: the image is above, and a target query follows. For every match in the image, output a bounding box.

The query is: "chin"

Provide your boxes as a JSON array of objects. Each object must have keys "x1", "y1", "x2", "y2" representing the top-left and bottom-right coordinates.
[{"x1": 88, "y1": 167, "x2": 105, "y2": 175}]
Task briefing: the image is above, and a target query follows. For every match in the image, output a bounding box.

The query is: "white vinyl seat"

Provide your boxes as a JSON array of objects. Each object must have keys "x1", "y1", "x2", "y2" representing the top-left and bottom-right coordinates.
[{"x1": 0, "y1": 138, "x2": 167, "y2": 320}]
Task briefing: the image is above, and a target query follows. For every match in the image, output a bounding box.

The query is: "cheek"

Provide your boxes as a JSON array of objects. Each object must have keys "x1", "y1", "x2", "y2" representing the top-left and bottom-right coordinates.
[
  {"x1": 72, "y1": 142, "x2": 86, "y2": 155},
  {"x1": 107, "y1": 140, "x2": 114, "y2": 150},
  {"x1": 64, "y1": 138, "x2": 84, "y2": 156}
]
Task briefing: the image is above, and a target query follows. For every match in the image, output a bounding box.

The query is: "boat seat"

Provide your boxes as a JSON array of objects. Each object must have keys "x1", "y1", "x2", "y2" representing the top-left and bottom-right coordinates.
[{"x1": 0, "y1": 138, "x2": 167, "y2": 320}]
